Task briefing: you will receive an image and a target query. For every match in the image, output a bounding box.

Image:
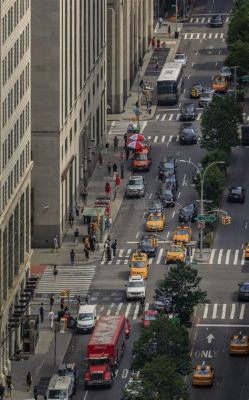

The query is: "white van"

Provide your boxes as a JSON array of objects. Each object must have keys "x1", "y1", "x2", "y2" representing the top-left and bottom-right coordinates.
[
  {"x1": 47, "y1": 374, "x2": 74, "y2": 400},
  {"x1": 76, "y1": 304, "x2": 97, "y2": 333}
]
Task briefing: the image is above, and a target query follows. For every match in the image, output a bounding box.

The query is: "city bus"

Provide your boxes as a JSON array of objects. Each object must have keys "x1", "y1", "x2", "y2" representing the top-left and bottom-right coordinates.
[{"x1": 157, "y1": 62, "x2": 184, "y2": 105}]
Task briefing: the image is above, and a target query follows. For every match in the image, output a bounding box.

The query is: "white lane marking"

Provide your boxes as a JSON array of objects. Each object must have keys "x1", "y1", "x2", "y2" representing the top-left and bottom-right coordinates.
[
  {"x1": 119, "y1": 249, "x2": 124, "y2": 257},
  {"x1": 141, "y1": 121, "x2": 147, "y2": 132},
  {"x1": 195, "y1": 50, "x2": 198, "y2": 55},
  {"x1": 245, "y1": 221, "x2": 248, "y2": 229},
  {"x1": 147, "y1": 136, "x2": 151, "y2": 140},
  {"x1": 221, "y1": 304, "x2": 226, "y2": 319},
  {"x1": 124, "y1": 259, "x2": 128, "y2": 264},
  {"x1": 209, "y1": 33, "x2": 212, "y2": 39},
  {"x1": 209, "y1": 249, "x2": 216, "y2": 264},
  {"x1": 115, "y1": 303, "x2": 123, "y2": 315},
  {"x1": 133, "y1": 303, "x2": 140, "y2": 320},
  {"x1": 212, "y1": 303, "x2": 217, "y2": 319},
  {"x1": 125, "y1": 303, "x2": 131, "y2": 318},
  {"x1": 149, "y1": 192, "x2": 152, "y2": 199},
  {"x1": 169, "y1": 135, "x2": 173, "y2": 143},
  {"x1": 220, "y1": 32, "x2": 224, "y2": 39},
  {"x1": 203, "y1": 304, "x2": 209, "y2": 319},
  {"x1": 233, "y1": 249, "x2": 239, "y2": 265},
  {"x1": 230, "y1": 304, "x2": 236, "y2": 319},
  {"x1": 226, "y1": 17, "x2": 229, "y2": 22},
  {"x1": 161, "y1": 135, "x2": 165, "y2": 142},
  {"x1": 145, "y1": 302, "x2": 149, "y2": 311},
  {"x1": 217, "y1": 249, "x2": 223, "y2": 264},
  {"x1": 239, "y1": 304, "x2": 245, "y2": 320},
  {"x1": 190, "y1": 17, "x2": 193, "y2": 23},
  {"x1": 154, "y1": 136, "x2": 158, "y2": 142},
  {"x1": 197, "y1": 113, "x2": 201, "y2": 120},
  {"x1": 169, "y1": 114, "x2": 173, "y2": 121},
  {"x1": 196, "y1": 17, "x2": 199, "y2": 23},
  {"x1": 107, "y1": 303, "x2": 114, "y2": 316},
  {"x1": 155, "y1": 114, "x2": 160, "y2": 120},
  {"x1": 172, "y1": 210, "x2": 175, "y2": 218},
  {"x1": 197, "y1": 324, "x2": 249, "y2": 327},
  {"x1": 225, "y1": 249, "x2": 231, "y2": 265},
  {"x1": 190, "y1": 248, "x2": 195, "y2": 262},
  {"x1": 196, "y1": 33, "x2": 200, "y2": 39},
  {"x1": 126, "y1": 249, "x2": 131, "y2": 257},
  {"x1": 136, "y1": 232, "x2": 139, "y2": 239},
  {"x1": 176, "y1": 113, "x2": 180, "y2": 120},
  {"x1": 166, "y1": 231, "x2": 170, "y2": 238},
  {"x1": 156, "y1": 248, "x2": 164, "y2": 264},
  {"x1": 116, "y1": 259, "x2": 121, "y2": 265},
  {"x1": 215, "y1": 33, "x2": 218, "y2": 39},
  {"x1": 177, "y1": 192, "x2": 181, "y2": 199},
  {"x1": 161, "y1": 114, "x2": 166, "y2": 121},
  {"x1": 176, "y1": 135, "x2": 179, "y2": 142},
  {"x1": 201, "y1": 17, "x2": 205, "y2": 23},
  {"x1": 149, "y1": 258, "x2": 153, "y2": 265},
  {"x1": 241, "y1": 253, "x2": 245, "y2": 265}
]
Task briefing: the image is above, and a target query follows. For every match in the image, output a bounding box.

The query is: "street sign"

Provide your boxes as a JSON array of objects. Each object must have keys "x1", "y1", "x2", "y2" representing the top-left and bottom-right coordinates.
[
  {"x1": 196, "y1": 214, "x2": 216, "y2": 222},
  {"x1": 241, "y1": 75, "x2": 249, "y2": 83},
  {"x1": 197, "y1": 221, "x2": 205, "y2": 230}
]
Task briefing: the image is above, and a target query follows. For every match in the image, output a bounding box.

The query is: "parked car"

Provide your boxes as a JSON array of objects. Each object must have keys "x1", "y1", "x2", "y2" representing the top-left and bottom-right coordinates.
[
  {"x1": 174, "y1": 52, "x2": 187, "y2": 66},
  {"x1": 210, "y1": 14, "x2": 224, "y2": 27},
  {"x1": 179, "y1": 123, "x2": 198, "y2": 145},
  {"x1": 180, "y1": 103, "x2": 197, "y2": 121},
  {"x1": 157, "y1": 182, "x2": 176, "y2": 207},
  {"x1": 158, "y1": 157, "x2": 177, "y2": 180},
  {"x1": 162, "y1": 174, "x2": 178, "y2": 191},
  {"x1": 228, "y1": 186, "x2": 246, "y2": 203},
  {"x1": 179, "y1": 203, "x2": 198, "y2": 223},
  {"x1": 126, "y1": 176, "x2": 145, "y2": 198}
]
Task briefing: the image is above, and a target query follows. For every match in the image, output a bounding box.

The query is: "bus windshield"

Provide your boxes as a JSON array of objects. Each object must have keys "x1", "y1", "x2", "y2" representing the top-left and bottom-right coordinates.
[{"x1": 157, "y1": 81, "x2": 177, "y2": 94}]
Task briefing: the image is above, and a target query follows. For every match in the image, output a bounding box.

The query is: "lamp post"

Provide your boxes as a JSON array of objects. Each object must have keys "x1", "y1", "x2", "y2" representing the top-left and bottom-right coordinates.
[{"x1": 179, "y1": 160, "x2": 225, "y2": 259}]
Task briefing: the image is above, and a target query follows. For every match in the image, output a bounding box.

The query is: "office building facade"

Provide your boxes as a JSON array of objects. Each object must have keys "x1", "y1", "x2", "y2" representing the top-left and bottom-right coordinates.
[{"x1": 31, "y1": 0, "x2": 107, "y2": 247}]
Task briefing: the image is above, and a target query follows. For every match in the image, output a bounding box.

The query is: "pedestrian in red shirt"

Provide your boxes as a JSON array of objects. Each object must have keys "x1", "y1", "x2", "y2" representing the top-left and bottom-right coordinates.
[
  {"x1": 105, "y1": 182, "x2": 112, "y2": 199},
  {"x1": 151, "y1": 36, "x2": 156, "y2": 49},
  {"x1": 115, "y1": 174, "x2": 121, "y2": 189}
]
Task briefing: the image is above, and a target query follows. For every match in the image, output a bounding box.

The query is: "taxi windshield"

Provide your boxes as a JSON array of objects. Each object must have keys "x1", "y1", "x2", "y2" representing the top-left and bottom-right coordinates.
[
  {"x1": 170, "y1": 245, "x2": 183, "y2": 252},
  {"x1": 176, "y1": 229, "x2": 188, "y2": 235},
  {"x1": 131, "y1": 261, "x2": 145, "y2": 268},
  {"x1": 233, "y1": 337, "x2": 247, "y2": 344},
  {"x1": 196, "y1": 367, "x2": 209, "y2": 375},
  {"x1": 134, "y1": 153, "x2": 148, "y2": 161},
  {"x1": 148, "y1": 215, "x2": 161, "y2": 221}
]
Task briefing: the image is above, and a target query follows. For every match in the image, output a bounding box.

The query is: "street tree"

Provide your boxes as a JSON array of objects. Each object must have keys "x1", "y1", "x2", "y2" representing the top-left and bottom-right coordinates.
[
  {"x1": 227, "y1": 3, "x2": 249, "y2": 46},
  {"x1": 195, "y1": 165, "x2": 226, "y2": 206},
  {"x1": 201, "y1": 149, "x2": 230, "y2": 169},
  {"x1": 201, "y1": 95, "x2": 243, "y2": 151},
  {"x1": 140, "y1": 356, "x2": 190, "y2": 400},
  {"x1": 132, "y1": 318, "x2": 191, "y2": 374},
  {"x1": 160, "y1": 262, "x2": 208, "y2": 323},
  {"x1": 225, "y1": 40, "x2": 249, "y2": 76}
]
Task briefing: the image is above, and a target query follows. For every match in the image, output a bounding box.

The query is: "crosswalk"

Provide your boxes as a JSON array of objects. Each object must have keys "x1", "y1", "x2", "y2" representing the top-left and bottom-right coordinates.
[
  {"x1": 183, "y1": 32, "x2": 225, "y2": 40},
  {"x1": 200, "y1": 303, "x2": 247, "y2": 321},
  {"x1": 35, "y1": 264, "x2": 96, "y2": 300},
  {"x1": 100, "y1": 248, "x2": 248, "y2": 266},
  {"x1": 155, "y1": 112, "x2": 202, "y2": 122},
  {"x1": 189, "y1": 16, "x2": 230, "y2": 24}
]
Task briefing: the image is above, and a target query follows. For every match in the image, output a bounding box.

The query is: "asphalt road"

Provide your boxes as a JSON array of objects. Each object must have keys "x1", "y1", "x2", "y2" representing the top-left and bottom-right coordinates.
[{"x1": 63, "y1": 0, "x2": 249, "y2": 399}]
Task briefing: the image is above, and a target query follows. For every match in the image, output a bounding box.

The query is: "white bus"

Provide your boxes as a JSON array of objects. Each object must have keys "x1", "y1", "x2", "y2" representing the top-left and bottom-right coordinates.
[{"x1": 157, "y1": 62, "x2": 184, "y2": 105}]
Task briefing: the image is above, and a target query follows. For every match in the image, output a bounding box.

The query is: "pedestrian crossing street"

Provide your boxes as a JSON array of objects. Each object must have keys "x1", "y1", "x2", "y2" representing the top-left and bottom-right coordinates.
[
  {"x1": 183, "y1": 32, "x2": 226, "y2": 40},
  {"x1": 100, "y1": 248, "x2": 248, "y2": 266},
  {"x1": 189, "y1": 16, "x2": 230, "y2": 24},
  {"x1": 200, "y1": 303, "x2": 248, "y2": 321},
  {"x1": 35, "y1": 264, "x2": 96, "y2": 300}
]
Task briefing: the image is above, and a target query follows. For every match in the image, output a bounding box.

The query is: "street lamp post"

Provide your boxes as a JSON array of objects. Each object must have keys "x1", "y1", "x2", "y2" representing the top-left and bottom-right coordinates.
[{"x1": 179, "y1": 160, "x2": 225, "y2": 259}]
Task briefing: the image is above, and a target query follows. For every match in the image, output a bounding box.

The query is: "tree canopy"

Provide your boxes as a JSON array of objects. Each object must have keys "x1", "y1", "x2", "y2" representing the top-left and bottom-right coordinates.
[
  {"x1": 226, "y1": 40, "x2": 249, "y2": 76},
  {"x1": 227, "y1": 3, "x2": 249, "y2": 46}
]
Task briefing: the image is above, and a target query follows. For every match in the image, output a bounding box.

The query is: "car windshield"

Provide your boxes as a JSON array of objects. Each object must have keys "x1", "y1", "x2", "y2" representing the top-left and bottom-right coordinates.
[
  {"x1": 129, "y1": 179, "x2": 142, "y2": 186},
  {"x1": 128, "y1": 281, "x2": 144, "y2": 287},
  {"x1": 221, "y1": 67, "x2": 230, "y2": 73},
  {"x1": 175, "y1": 54, "x2": 185, "y2": 60},
  {"x1": 231, "y1": 188, "x2": 242, "y2": 194},
  {"x1": 232, "y1": 337, "x2": 247, "y2": 344},
  {"x1": 196, "y1": 367, "x2": 209, "y2": 375},
  {"x1": 169, "y1": 245, "x2": 183, "y2": 252},
  {"x1": 201, "y1": 92, "x2": 211, "y2": 98},
  {"x1": 176, "y1": 229, "x2": 188, "y2": 235},
  {"x1": 160, "y1": 189, "x2": 172, "y2": 196},
  {"x1": 240, "y1": 284, "x2": 249, "y2": 292},
  {"x1": 134, "y1": 153, "x2": 148, "y2": 161},
  {"x1": 183, "y1": 205, "x2": 194, "y2": 213},
  {"x1": 48, "y1": 390, "x2": 67, "y2": 399},
  {"x1": 182, "y1": 128, "x2": 194, "y2": 134},
  {"x1": 131, "y1": 261, "x2": 145, "y2": 268},
  {"x1": 78, "y1": 313, "x2": 93, "y2": 321},
  {"x1": 144, "y1": 314, "x2": 156, "y2": 321},
  {"x1": 148, "y1": 215, "x2": 161, "y2": 221}
]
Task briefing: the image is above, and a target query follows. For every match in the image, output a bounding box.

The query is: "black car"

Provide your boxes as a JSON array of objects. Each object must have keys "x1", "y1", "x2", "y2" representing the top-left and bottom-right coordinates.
[
  {"x1": 138, "y1": 234, "x2": 158, "y2": 257},
  {"x1": 179, "y1": 123, "x2": 198, "y2": 145},
  {"x1": 210, "y1": 15, "x2": 224, "y2": 27},
  {"x1": 238, "y1": 282, "x2": 249, "y2": 301},
  {"x1": 179, "y1": 203, "x2": 198, "y2": 223},
  {"x1": 157, "y1": 182, "x2": 176, "y2": 207},
  {"x1": 162, "y1": 174, "x2": 178, "y2": 191},
  {"x1": 158, "y1": 157, "x2": 177, "y2": 180},
  {"x1": 180, "y1": 103, "x2": 197, "y2": 121},
  {"x1": 228, "y1": 187, "x2": 246, "y2": 203}
]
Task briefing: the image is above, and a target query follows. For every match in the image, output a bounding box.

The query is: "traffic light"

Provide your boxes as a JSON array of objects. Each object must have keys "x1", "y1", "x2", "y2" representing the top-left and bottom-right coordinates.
[{"x1": 221, "y1": 215, "x2": 231, "y2": 225}]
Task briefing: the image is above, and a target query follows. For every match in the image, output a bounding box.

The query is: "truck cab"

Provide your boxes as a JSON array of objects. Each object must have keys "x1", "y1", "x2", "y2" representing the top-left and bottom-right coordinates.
[
  {"x1": 84, "y1": 355, "x2": 113, "y2": 389},
  {"x1": 132, "y1": 147, "x2": 151, "y2": 172}
]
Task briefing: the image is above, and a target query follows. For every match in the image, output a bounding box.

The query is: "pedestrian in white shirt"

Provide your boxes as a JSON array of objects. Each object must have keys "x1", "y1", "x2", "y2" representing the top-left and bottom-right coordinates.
[{"x1": 48, "y1": 310, "x2": 55, "y2": 330}]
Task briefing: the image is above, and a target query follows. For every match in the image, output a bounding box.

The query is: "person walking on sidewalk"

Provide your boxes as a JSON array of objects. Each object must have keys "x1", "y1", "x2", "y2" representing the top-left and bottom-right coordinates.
[
  {"x1": 0, "y1": 383, "x2": 5, "y2": 400},
  {"x1": 39, "y1": 303, "x2": 45, "y2": 323},
  {"x1": 98, "y1": 153, "x2": 103, "y2": 168},
  {"x1": 111, "y1": 239, "x2": 118, "y2": 257},
  {"x1": 74, "y1": 228, "x2": 79, "y2": 246},
  {"x1": 68, "y1": 211, "x2": 74, "y2": 228},
  {"x1": 48, "y1": 309, "x2": 55, "y2": 330},
  {"x1": 105, "y1": 182, "x2": 112, "y2": 199},
  {"x1": 159, "y1": 16, "x2": 163, "y2": 28},
  {"x1": 60, "y1": 297, "x2": 65, "y2": 310},
  {"x1": 106, "y1": 245, "x2": 112, "y2": 262},
  {"x1": 70, "y1": 249, "x2": 76, "y2": 266},
  {"x1": 89, "y1": 235, "x2": 96, "y2": 252},
  {"x1": 52, "y1": 235, "x2": 59, "y2": 252},
  {"x1": 50, "y1": 294, "x2": 55, "y2": 310},
  {"x1": 6, "y1": 374, "x2": 12, "y2": 397},
  {"x1": 53, "y1": 265, "x2": 58, "y2": 279},
  {"x1": 85, "y1": 292, "x2": 90, "y2": 305},
  {"x1": 107, "y1": 161, "x2": 112, "y2": 175},
  {"x1": 125, "y1": 147, "x2": 130, "y2": 161},
  {"x1": 26, "y1": 372, "x2": 32, "y2": 392},
  {"x1": 75, "y1": 202, "x2": 80, "y2": 217},
  {"x1": 155, "y1": 60, "x2": 159, "y2": 71},
  {"x1": 113, "y1": 162, "x2": 118, "y2": 173},
  {"x1": 168, "y1": 25, "x2": 171, "y2": 37},
  {"x1": 115, "y1": 174, "x2": 121, "y2": 190},
  {"x1": 151, "y1": 36, "x2": 156, "y2": 49},
  {"x1": 105, "y1": 141, "x2": 109, "y2": 153},
  {"x1": 114, "y1": 136, "x2": 119, "y2": 150},
  {"x1": 139, "y1": 79, "x2": 144, "y2": 91}
]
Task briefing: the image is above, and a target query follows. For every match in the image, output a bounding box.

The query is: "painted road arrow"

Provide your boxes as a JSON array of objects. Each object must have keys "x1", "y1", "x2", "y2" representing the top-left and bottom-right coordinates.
[{"x1": 206, "y1": 333, "x2": 215, "y2": 344}]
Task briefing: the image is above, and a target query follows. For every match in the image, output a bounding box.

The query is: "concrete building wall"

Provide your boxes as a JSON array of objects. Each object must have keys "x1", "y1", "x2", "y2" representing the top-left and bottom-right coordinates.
[
  {"x1": 107, "y1": 0, "x2": 153, "y2": 113},
  {"x1": 31, "y1": 0, "x2": 107, "y2": 247},
  {"x1": 0, "y1": 0, "x2": 32, "y2": 378}
]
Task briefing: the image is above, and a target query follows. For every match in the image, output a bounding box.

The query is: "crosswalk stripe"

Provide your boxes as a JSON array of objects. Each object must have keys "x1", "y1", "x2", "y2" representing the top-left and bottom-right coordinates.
[
  {"x1": 155, "y1": 114, "x2": 160, "y2": 120},
  {"x1": 107, "y1": 303, "x2": 114, "y2": 316},
  {"x1": 115, "y1": 302, "x2": 123, "y2": 316},
  {"x1": 203, "y1": 304, "x2": 209, "y2": 319},
  {"x1": 169, "y1": 114, "x2": 173, "y2": 121},
  {"x1": 190, "y1": 18, "x2": 193, "y2": 23},
  {"x1": 202, "y1": 33, "x2": 206, "y2": 39},
  {"x1": 233, "y1": 249, "x2": 239, "y2": 265},
  {"x1": 217, "y1": 249, "x2": 223, "y2": 264},
  {"x1": 126, "y1": 249, "x2": 131, "y2": 257},
  {"x1": 212, "y1": 303, "x2": 218, "y2": 319},
  {"x1": 241, "y1": 253, "x2": 245, "y2": 265},
  {"x1": 161, "y1": 135, "x2": 165, "y2": 142},
  {"x1": 125, "y1": 303, "x2": 131, "y2": 318},
  {"x1": 133, "y1": 303, "x2": 140, "y2": 320},
  {"x1": 209, "y1": 33, "x2": 212, "y2": 39},
  {"x1": 201, "y1": 17, "x2": 205, "y2": 23},
  {"x1": 209, "y1": 249, "x2": 216, "y2": 264},
  {"x1": 225, "y1": 249, "x2": 231, "y2": 265},
  {"x1": 190, "y1": 248, "x2": 196, "y2": 262},
  {"x1": 221, "y1": 304, "x2": 226, "y2": 319},
  {"x1": 239, "y1": 304, "x2": 245, "y2": 320},
  {"x1": 196, "y1": 33, "x2": 200, "y2": 39},
  {"x1": 176, "y1": 113, "x2": 180, "y2": 120},
  {"x1": 230, "y1": 304, "x2": 236, "y2": 319},
  {"x1": 154, "y1": 135, "x2": 158, "y2": 142},
  {"x1": 156, "y1": 248, "x2": 164, "y2": 264},
  {"x1": 215, "y1": 33, "x2": 218, "y2": 39},
  {"x1": 221, "y1": 32, "x2": 224, "y2": 39},
  {"x1": 207, "y1": 17, "x2": 211, "y2": 23},
  {"x1": 176, "y1": 135, "x2": 179, "y2": 142},
  {"x1": 196, "y1": 17, "x2": 199, "y2": 23},
  {"x1": 197, "y1": 112, "x2": 201, "y2": 120},
  {"x1": 149, "y1": 258, "x2": 153, "y2": 264},
  {"x1": 119, "y1": 249, "x2": 124, "y2": 257},
  {"x1": 226, "y1": 17, "x2": 229, "y2": 22},
  {"x1": 161, "y1": 114, "x2": 166, "y2": 121}
]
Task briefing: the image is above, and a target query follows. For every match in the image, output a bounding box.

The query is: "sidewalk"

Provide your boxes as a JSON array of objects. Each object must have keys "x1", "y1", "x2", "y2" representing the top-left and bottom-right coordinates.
[{"x1": 10, "y1": 22, "x2": 183, "y2": 400}]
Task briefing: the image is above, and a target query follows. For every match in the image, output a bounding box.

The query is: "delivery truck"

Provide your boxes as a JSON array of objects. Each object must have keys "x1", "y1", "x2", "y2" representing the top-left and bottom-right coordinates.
[{"x1": 84, "y1": 315, "x2": 126, "y2": 389}]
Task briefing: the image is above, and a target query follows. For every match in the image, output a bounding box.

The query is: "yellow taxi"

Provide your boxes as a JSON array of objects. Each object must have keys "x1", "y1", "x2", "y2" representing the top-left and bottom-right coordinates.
[
  {"x1": 129, "y1": 252, "x2": 149, "y2": 279},
  {"x1": 212, "y1": 75, "x2": 228, "y2": 93},
  {"x1": 166, "y1": 243, "x2": 186, "y2": 264},
  {"x1": 230, "y1": 332, "x2": 249, "y2": 355},
  {"x1": 192, "y1": 361, "x2": 215, "y2": 386},
  {"x1": 244, "y1": 243, "x2": 249, "y2": 259},
  {"x1": 146, "y1": 212, "x2": 165, "y2": 232},
  {"x1": 173, "y1": 226, "x2": 191, "y2": 244}
]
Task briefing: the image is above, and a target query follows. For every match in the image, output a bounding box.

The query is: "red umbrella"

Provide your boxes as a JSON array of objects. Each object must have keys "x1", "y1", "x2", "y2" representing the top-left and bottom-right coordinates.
[
  {"x1": 128, "y1": 133, "x2": 146, "y2": 142},
  {"x1": 127, "y1": 140, "x2": 144, "y2": 150}
]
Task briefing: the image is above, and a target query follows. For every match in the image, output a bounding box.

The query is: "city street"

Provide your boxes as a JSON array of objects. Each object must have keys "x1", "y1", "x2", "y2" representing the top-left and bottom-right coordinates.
[{"x1": 63, "y1": 0, "x2": 249, "y2": 399}]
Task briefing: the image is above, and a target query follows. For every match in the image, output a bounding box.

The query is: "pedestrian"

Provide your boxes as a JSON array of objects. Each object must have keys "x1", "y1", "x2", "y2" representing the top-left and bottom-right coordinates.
[
  {"x1": 151, "y1": 36, "x2": 156, "y2": 49},
  {"x1": 107, "y1": 161, "x2": 112, "y2": 175},
  {"x1": 105, "y1": 235, "x2": 111, "y2": 246},
  {"x1": 106, "y1": 245, "x2": 112, "y2": 261},
  {"x1": 49, "y1": 294, "x2": 54, "y2": 310},
  {"x1": 60, "y1": 297, "x2": 65, "y2": 310},
  {"x1": 159, "y1": 16, "x2": 163, "y2": 27},
  {"x1": 75, "y1": 202, "x2": 80, "y2": 217},
  {"x1": 26, "y1": 372, "x2": 32, "y2": 392},
  {"x1": 105, "y1": 142, "x2": 109, "y2": 153},
  {"x1": 124, "y1": 132, "x2": 128, "y2": 147},
  {"x1": 168, "y1": 25, "x2": 171, "y2": 37},
  {"x1": 48, "y1": 309, "x2": 55, "y2": 330},
  {"x1": 0, "y1": 383, "x2": 5, "y2": 400},
  {"x1": 111, "y1": 239, "x2": 118, "y2": 257},
  {"x1": 157, "y1": 38, "x2": 160, "y2": 49},
  {"x1": 139, "y1": 79, "x2": 144, "y2": 90},
  {"x1": 39, "y1": 302, "x2": 45, "y2": 323},
  {"x1": 33, "y1": 386, "x2": 38, "y2": 400},
  {"x1": 85, "y1": 292, "x2": 90, "y2": 305},
  {"x1": 84, "y1": 245, "x2": 90, "y2": 260},
  {"x1": 52, "y1": 235, "x2": 59, "y2": 252},
  {"x1": 105, "y1": 182, "x2": 112, "y2": 199},
  {"x1": 120, "y1": 151, "x2": 124, "y2": 161},
  {"x1": 68, "y1": 211, "x2": 74, "y2": 228},
  {"x1": 115, "y1": 174, "x2": 121, "y2": 189},
  {"x1": 6, "y1": 374, "x2": 12, "y2": 397},
  {"x1": 113, "y1": 162, "x2": 118, "y2": 173},
  {"x1": 53, "y1": 265, "x2": 58, "y2": 279},
  {"x1": 76, "y1": 295, "x2": 81, "y2": 310},
  {"x1": 74, "y1": 228, "x2": 79, "y2": 246},
  {"x1": 155, "y1": 60, "x2": 159, "y2": 70},
  {"x1": 125, "y1": 147, "x2": 130, "y2": 161},
  {"x1": 89, "y1": 235, "x2": 96, "y2": 252},
  {"x1": 98, "y1": 153, "x2": 103, "y2": 168},
  {"x1": 70, "y1": 249, "x2": 75, "y2": 266},
  {"x1": 114, "y1": 135, "x2": 119, "y2": 150}
]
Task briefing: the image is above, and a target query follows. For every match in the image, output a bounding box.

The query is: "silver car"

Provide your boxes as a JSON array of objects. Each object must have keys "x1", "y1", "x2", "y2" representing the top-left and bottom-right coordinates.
[
  {"x1": 199, "y1": 89, "x2": 214, "y2": 107},
  {"x1": 219, "y1": 66, "x2": 232, "y2": 80},
  {"x1": 126, "y1": 176, "x2": 145, "y2": 198}
]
